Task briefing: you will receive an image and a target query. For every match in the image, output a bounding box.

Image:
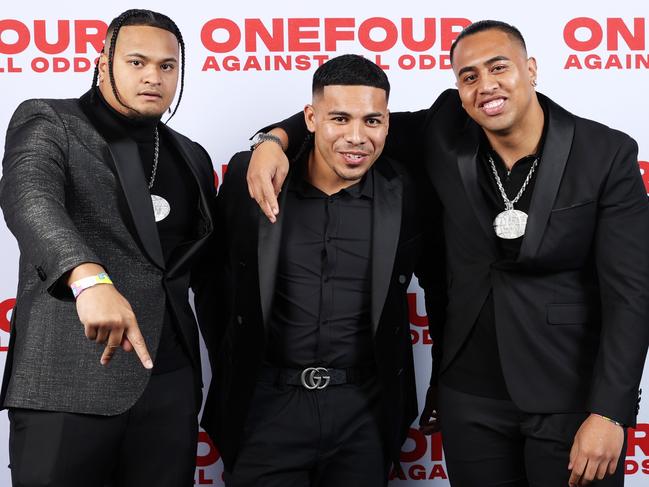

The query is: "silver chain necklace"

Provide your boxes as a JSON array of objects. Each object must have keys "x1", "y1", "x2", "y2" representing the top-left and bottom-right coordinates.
[
  {"x1": 489, "y1": 154, "x2": 539, "y2": 239},
  {"x1": 148, "y1": 127, "x2": 171, "y2": 222},
  {"x1": 148, "y1": 127, "x2": 159, "y2": 189}
]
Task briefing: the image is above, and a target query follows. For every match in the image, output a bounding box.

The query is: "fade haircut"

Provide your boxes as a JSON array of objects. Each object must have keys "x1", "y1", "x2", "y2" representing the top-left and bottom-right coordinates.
[
  {"x1": 450, "y1": 20, "x2": 527, "y2": 64},
  {"x1": 312, "y1": 54, "x2": 390, "y2": 101},
  {"x1": 91, "y1": 9, "x2": 185, "y2": 121}
]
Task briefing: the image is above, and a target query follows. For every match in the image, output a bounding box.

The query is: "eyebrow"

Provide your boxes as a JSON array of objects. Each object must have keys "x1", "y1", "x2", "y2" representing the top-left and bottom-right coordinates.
[
  {"x1": 327, "y1": 111, "x2": 385, "y2": 118},
  {"x1": 457, "y1": 55, "x2": 511, "y2": 76},
  {"x1": 124, "y1": 52, "x2": 178, "y2": 63}
]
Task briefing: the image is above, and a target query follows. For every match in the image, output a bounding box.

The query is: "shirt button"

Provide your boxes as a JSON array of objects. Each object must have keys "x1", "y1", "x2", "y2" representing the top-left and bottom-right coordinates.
[
  {"x1": 236, "y1": 315, "x2": 244, "y2": 325},
  {"x1": 394, "y1": 326, "x2": 401, "y2": 335},
  {"x1": 398, "y1": 274, "x2": 407, "y2": 284}
]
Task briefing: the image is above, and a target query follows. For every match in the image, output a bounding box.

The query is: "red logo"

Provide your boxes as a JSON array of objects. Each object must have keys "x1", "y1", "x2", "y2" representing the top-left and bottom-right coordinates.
[
  {"x1": 625, "y1": 424, "x2": 649, "y2": 474},
  {"x1": 563, "y1": 17, "x2": 649, "y2": 70},
  {"x1": 639, "y1": 160, "x2": 649, "y2": 196},
  {"x1": 0, "y1": 298, "x2": 15, "y2": 352},
  {"x1": 0, "y1": 19, "x2": 105, "y2": 74},
  {"x1": 200, "y1": 17, "x2": 470, "y2": 72},
  {"x1": 195, "y1": 431, "x2": 223, "y2": 485},
  {"x1": 409, "y1": 291, "x2": 433, "y2": 346},
  {"x1": 390, "y1": 428, "x2": 447, "y2": 480}
]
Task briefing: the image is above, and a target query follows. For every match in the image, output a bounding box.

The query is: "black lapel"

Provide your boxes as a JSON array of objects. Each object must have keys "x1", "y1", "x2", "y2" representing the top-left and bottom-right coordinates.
[
  {"x1": 258, "y1": 174, "x2": 291, "y2": 329},
  {"x1": 456, "y1": 122, "x2": 499, "y2": 252},
  {"x1": 518, "y1": 94, "x2": 574, "y2": 261},
  {"x1": 161, "y1": 126, "x2": 215, "y2": 277},
  {"x1": 106, "y1": 138, "x2": 165, "y2": 269},
  {"x1": 78, "y1": 90, "x2": 165, "y2": 269},
  {"x1": 371, "y1": 160, "x2": 402, "y2": 334}
]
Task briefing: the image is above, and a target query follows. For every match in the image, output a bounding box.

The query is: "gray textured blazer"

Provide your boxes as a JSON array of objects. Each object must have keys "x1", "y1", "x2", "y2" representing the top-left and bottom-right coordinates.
[{"x1": 0, "y1": 90, "x2": 217, "y2": 415}]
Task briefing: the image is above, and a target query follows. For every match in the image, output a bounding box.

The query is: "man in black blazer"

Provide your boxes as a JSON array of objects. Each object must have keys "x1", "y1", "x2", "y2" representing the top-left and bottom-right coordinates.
[
  {"x1": 0, "y1": 9, "x2": 216, "y2": 486},
  {"x1": 246, "y1": 21, "x2": 649, "y2": 487},
  {"x1": 201, "y1": 55, "x2": 437, "y2": 486}
]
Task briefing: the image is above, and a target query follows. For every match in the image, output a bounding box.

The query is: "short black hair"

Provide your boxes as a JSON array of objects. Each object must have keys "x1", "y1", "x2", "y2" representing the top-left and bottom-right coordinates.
[
  {"x1": 312, "y1": 54, "x2": 390, "y2": 101},
  {"x1": 91, "y1": 9, "x2": 185, "y2": 122},
  {"x1": 450, "y1": 20, "x2": 527, "y2": 64}
]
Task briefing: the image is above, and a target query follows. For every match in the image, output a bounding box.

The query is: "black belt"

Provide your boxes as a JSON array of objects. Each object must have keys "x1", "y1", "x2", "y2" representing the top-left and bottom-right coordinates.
[{"x1": 259, "y1": 366, "x2": 376, "y2": 390}]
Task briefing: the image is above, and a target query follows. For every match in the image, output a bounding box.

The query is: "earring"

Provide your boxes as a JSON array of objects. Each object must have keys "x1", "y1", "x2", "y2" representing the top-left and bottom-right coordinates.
[{"x1": 531, "y1": 79, "x2": 537, "y2": 87}]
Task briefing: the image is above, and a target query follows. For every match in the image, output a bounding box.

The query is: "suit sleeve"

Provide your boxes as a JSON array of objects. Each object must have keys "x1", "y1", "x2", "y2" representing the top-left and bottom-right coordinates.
[
  {"x1": 587, "y1": 135, "x2": 649, "y2": 427},
  {"x1": 189, "y1": 142, "x2": 222, "y2": 356},
  {"x1": 0, "y1": 99, "x2": 102, "y2": 300},
  {"x1": 413, "y1": 174, "x2": 447, "y2": 386}
]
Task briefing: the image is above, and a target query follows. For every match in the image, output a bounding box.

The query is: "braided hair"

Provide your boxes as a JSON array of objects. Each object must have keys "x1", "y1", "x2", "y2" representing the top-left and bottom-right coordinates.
[{"x1": 92, "y1": 9, "x2": 185, "y2": 122}]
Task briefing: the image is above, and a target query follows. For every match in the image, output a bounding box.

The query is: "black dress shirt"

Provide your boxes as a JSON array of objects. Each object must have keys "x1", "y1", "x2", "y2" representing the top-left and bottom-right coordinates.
[{"x1": 266, "y1": 159, "x2": 375, "y2": 369}]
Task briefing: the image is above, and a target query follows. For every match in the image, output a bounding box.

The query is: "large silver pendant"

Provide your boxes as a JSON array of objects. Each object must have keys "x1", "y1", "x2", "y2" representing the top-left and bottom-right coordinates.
[
  {"x1": 151, "y1": 194, "x2": 171, "y2": 222},
  {"x1": 493, "y1": 209, "x2": 528, "y2": 239}
]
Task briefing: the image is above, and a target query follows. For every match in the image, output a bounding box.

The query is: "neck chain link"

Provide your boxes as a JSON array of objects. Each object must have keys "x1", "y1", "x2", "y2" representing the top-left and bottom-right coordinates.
[
  {"x1": 148, "y1": 127, "x2": 159, "y2": 190},
  {"x1": 488, "y1": 154, "x2": 538, "y2": 211}
]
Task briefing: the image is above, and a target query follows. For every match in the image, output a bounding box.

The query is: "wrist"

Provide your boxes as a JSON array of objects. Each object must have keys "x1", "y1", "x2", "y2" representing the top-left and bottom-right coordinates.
[
  {"x1": 250, "y1": 132, "x2": 283, "y2": 151},
  {"x1": 593, "y1": 413, "x2": 624, "y2": 428},
  {"x1": 70, "y1": 273, "x2": 113, "y2": 299}
]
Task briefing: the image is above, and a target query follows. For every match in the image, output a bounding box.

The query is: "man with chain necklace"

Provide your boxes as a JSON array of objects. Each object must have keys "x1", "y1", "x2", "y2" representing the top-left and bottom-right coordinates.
[
  {"x1": 246, "y1": 20, "x2": 649, "y2": 487},
  {"x1": 0, "y1": 9, "x2": 216, "y2": 486}
]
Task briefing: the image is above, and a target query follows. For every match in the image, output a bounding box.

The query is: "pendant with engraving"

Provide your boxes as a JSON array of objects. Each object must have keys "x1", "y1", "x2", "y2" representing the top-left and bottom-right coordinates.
[
  {"x1": 151, "y1": 194, "x2": 171, "y2": 222},
  {"x1": 493, "y1": 209, "x2": 528, "y2": 239}
]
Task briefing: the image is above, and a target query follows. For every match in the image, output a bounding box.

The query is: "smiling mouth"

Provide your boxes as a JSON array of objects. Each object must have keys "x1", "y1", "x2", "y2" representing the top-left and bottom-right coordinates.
[
  {"x1": 340, "y1": 152, "x2": 368, "y2": 165},
  {"x1": 480, "y1": 98, "x2": 506, "y2": 116}
]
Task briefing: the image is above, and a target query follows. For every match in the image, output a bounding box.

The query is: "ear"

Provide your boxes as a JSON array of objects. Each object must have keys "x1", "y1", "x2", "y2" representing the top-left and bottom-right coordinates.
[
  {"x1": 385, "y1": 109, "x2": 390, "y2": 132},
  {"x1": 304, "y1": 104, "x2": 316, "y2": 133},
  {"x1": 98, "y1": 52, "x2": 109, "y2": 84},
  {"x1": 527, "y1": 56, "x2": 538, "y2": 85}
]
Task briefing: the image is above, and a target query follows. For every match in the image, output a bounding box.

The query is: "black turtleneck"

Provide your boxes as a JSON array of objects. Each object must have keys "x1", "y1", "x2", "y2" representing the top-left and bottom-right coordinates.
[{"x1": 91, "y1": 88, "x2": 199, "y2": 374}]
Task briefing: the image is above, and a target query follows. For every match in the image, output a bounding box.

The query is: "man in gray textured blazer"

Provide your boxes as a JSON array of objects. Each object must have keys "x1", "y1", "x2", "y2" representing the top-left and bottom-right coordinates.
[{"x1": 0, "y1": 9, "x2": 217, "y2": 487}]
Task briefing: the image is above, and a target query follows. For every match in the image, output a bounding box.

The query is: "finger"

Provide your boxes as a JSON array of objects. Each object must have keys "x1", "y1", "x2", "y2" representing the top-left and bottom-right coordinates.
[
  {"x1": 419, "y1": 422, "x2": 440, "y2": 435},
  {"x1": 95, "y1": 326, "x2": 110, "y2": 344},
  {"x1": 100, "y1": 329, "x2": 124, "y2": 366},
  {"x1": 125, "y1": 324, "x2": 153, "y2": 369},
  {"x1": 262, "y1": 200, "x2": 277, "y2": 224},
  {"x1": 569, "y1": 457, "x2": 587, "y2": 487},
  {"x1": 121, "y1": 337, "x2": 133, "y2": 353},
  {"x1": 595, "y1": 460, "x2": 609, "y2": 481},
  {"x1": 568, "y1": 441, "x2": 578, "y2": 470},
  {"x1": 260, "y1": 178, "x2": 279, "y2": 218},
  {"x1": 272, "y1": 165, "x2": 288, "y2": 196},
  {"x1": 608, "y1": 456, "x2": 619, "y2": 475},
  {"x1": 580, "y1": 458, "x2": 597, "y2": 485},
  {"x1": 84, "y1": 324, "x2": 98, "y2": 341}
]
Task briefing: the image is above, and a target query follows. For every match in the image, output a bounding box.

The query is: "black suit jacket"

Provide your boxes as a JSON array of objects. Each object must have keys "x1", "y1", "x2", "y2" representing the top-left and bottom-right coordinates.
[
  {"x1": 0, "y1": 90, "x2": 217, "y2": 415},
  {"x1": 264, "y1": 89, "x2": 649, "y2": 427},
  {"x1": 201, "y1": 151, "x2": 438, "y2": 471},
  {"x1": 387, "y1": 89, "x2": 649, "y2": 427}
]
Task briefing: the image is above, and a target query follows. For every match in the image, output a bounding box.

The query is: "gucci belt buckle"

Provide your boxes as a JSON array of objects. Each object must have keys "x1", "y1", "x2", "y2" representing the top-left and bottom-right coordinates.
[{"x1": 300, "y1": 367, "x2": 331, "y2": 390}]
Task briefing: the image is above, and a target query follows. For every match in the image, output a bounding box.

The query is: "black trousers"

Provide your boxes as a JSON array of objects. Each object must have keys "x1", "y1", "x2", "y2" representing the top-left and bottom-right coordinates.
[
  {"x1": 438, "y1": 383, "x2": 627, "y2": 487},
  {"x1": 226, "y1": 376, "x2": 387, "y2": 487},
  {"x1": 8, "y1": 365, "x2": 198, "y2": 487}
]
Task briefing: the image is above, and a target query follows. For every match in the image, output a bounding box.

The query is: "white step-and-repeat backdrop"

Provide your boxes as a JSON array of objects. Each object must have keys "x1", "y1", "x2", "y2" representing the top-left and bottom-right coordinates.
[{"x1": 1, "y1": 1, "x2": 648, "y2": 485}]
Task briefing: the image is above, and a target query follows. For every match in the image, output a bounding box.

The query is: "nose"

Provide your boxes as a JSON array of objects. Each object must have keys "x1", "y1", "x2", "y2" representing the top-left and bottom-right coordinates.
[
  {"x1": 345, "y1": 120, "x2": 367, "y2": 146},
  {"x1": 477, "y1": 72, "x2": 499, "y2": 94},
  {"x1": 142, "y1": 65, "x2": 162, "y2": 85}
]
